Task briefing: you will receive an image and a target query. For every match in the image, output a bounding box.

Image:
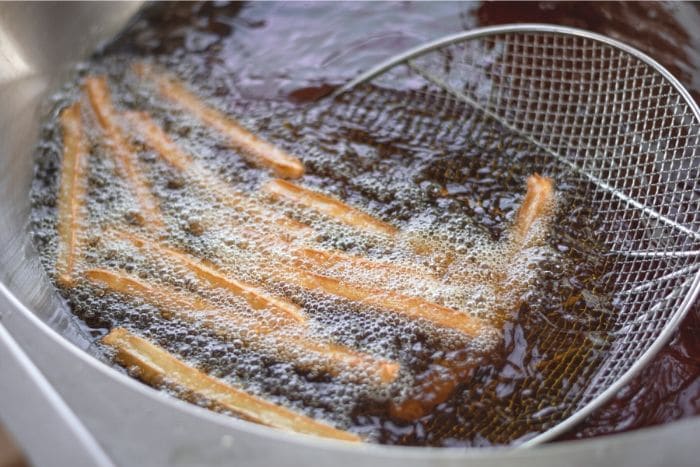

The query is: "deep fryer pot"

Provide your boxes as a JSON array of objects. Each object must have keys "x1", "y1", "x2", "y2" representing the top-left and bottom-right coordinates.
[{"x1": 1, "y1": 3, "x2": 699, "y2": 466}]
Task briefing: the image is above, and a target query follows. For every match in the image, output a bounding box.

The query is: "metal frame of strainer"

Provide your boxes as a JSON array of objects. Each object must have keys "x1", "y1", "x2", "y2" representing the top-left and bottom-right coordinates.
[{"x1": 334, "y1": 24, "x2": 700, "y2": 446}]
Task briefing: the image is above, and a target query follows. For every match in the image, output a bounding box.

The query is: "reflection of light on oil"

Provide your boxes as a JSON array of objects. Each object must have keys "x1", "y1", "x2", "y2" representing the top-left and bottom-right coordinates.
[{"x1": 0, "y1": 27, "x2": 32, "y2": 82}]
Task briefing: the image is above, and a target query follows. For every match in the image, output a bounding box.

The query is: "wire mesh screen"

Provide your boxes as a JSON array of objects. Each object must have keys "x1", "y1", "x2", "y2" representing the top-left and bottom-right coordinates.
[{"x1": 334, "y1": 27, "x2": 700, "y2": 444}]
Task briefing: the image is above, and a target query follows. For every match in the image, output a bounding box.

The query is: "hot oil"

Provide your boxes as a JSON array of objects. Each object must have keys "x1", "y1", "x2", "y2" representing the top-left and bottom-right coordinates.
[{"x1": 30, "y1": 2, "x2": 618, "y2": 446}]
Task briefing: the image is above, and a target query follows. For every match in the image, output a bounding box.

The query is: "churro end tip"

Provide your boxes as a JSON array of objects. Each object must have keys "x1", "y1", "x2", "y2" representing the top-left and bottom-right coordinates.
[
  {"x1": 102, "y1": 327, "x2": 129, "y2": 345},
  {"x1": 527, "y1": 173, "x2": 554, "y2": 190},
  {"x1": 281, "y1": 163, "x2": 305, "y2": 180},
  {"x1": 56, "y1": 273, "x2": 74, "y2": 288}
]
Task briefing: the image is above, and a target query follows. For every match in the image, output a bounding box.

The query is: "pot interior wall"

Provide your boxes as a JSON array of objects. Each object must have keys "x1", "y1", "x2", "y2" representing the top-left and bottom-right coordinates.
[{"x1": 0, "y1": 3, "x2": 143, "y2": 349}]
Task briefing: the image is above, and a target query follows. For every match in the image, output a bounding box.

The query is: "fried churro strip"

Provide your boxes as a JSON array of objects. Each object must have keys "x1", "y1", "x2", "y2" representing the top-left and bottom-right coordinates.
[
  {"x1": 511, "y1": 174, "x2": 554, "y2": 246},
  {"x1": 55, "y1": 103, "x2": 89, "y2": 287},
  {"x1": 291, "y1": 247, "x2": 448, "y2": 296},
  {"x1": 134, "y1": 64, "x2": 304, "y2": 179},
  {"x1": 110, "y1": 229, "x2": 306, "y2": 326},
  {"x1": 123, "y1": 110, "x2": 312, "y2": 240},
  {"x1": 123, "y1": 110, "x2": 194, "y2": 173},
  {"x1": 294, "y1": 248, "x2": 437, "y2": 281},
  {"x1": 263, "y1": 179, "x2": 398, "y2": 237},
  {"x1": 495, "y1": 173, "x2": 556, "y2": 321},
  {"x1": 103, "y1": 328, "x2": 360, "y2": 442},
  {"x1": 85, "y1": 269, "x2": 398, "y2": 384},
  {"x1": 277, "y1": 267, "x2": 490, "y2": 338},
  {"x1": 84, "y1": 76, "x2": 164, "y2": 230}
]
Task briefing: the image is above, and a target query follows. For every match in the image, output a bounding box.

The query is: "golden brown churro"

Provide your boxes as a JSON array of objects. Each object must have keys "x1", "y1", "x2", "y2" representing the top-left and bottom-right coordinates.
[
  {"x1": 110, "y1": 229, "x2": 307, "y2": 326},
  {"x1": 85, "y1": 268, "x2": 399, "y2": 384},
  {"x1": 263, "y1": 179, "x2": 398, "y2": 236},
  {"x1": 123, "y1": 110, "x2": 313, "y2": 240},
  {"x1": 293, "y1": 247, "x2": 437, "y2": 282},
  {"x1": 511, "y1": 174, "x2": 554, "y2": 246},
  {"x1": 277, "y1": 266, "x2": 490, "y2": 338},
  {"x1": 123, "y1": 110, "x2": 194, "y2": 172},
  {"x1": 103, "y1": 328, "x2": 360, "y2": 442},
  {"x1": 84, "y1": 76, "x2": 164, "y2": 230},
  {"x1": 55, "y1": 103, "x2": 89, "y2": 287},
  {"x1": 134, "y1": 64, "x2": 304, "y2": 179}
]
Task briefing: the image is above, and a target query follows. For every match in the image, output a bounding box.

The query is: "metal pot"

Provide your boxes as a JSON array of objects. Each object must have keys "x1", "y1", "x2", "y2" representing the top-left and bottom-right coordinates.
[{"x1": 0, "y1": 3, "x2": 698, "y2": 466}]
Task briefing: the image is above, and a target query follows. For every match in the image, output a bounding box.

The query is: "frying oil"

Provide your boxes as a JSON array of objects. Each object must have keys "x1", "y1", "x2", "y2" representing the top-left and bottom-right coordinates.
[{"x1": 29, "y1": 2, "x2": 616, "y2": 446}]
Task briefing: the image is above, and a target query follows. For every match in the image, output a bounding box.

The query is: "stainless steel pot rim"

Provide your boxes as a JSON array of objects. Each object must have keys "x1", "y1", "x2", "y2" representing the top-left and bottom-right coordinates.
[{"x1": 3, "y1": 22, "x2": 699, "y2": 455}]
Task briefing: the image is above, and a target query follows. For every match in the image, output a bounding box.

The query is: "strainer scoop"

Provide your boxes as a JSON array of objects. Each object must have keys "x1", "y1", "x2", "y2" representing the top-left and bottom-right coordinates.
[{"x1": 334, "y1": 24, "x2": 700, "y2": 445}]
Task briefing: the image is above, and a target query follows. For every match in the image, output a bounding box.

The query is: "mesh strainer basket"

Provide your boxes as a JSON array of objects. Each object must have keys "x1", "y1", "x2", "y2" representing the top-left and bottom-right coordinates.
[{"x1": 332, "y1": 24, "x2": 700, "y2": 446}]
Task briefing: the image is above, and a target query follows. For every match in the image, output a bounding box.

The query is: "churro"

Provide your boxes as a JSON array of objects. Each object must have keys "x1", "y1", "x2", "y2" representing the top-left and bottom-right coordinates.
[
  {"x1": 263, "y1": 179, "x2": 397, "y2": 237},
  {"x1": 55, "y1": 103, "x2": 89, "y2": 286},
  {"x1": 389, "y1": 359, "x2": 474, "y2": 421},
  {"x1": 103, "y1": 328, "x2": 360, "y2": 441},
  {"x1": 134, "y1": 64, "x2": 304, "y2": 178},
  {"x1": 293, "y1": 248, "x2": 435, "y2": 280},
  {"x1": 123, "y1": 110, "x2": 312, "y2": 240},
  {"x1": 110, "y1": 229, "x2": 306, "y2": 326},
  {"x1": 86, "y1": 268, "x2": 399, "y2": 384},
  {"x1": 276, "y1": 266, "x2": 490, "y2": 338},
  {"x1": 84, "y1": 76, "x2": 164, "y2": 230},
  {"x1": 511, "y1": 174, "x2": 554, "y2": 247}
]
